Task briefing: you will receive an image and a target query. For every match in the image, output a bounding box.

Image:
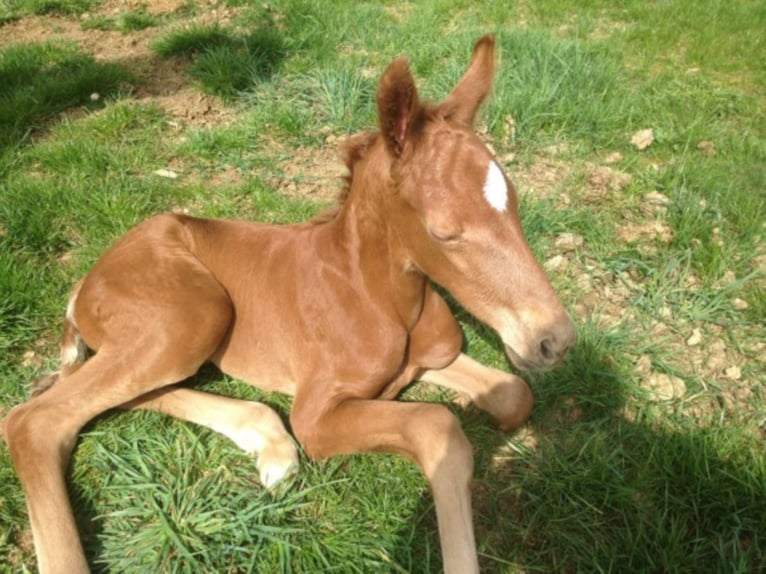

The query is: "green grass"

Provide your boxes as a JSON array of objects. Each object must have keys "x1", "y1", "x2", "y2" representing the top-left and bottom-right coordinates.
[
  {"x1": 153, "y1": 22, "x2": 286, "y2": 98},
  {"x1": 0, "y1": 41, "x2": 131, "y2": 159},
  {"x1": 1, "y1": 0, "x2": 764, "y2": 572},
  {"x1": 82, "y1": 9, "x2": 159, "y2": 33},
  {"x1": 0, "y1": 0, "x2": 99, "y2": 19}
]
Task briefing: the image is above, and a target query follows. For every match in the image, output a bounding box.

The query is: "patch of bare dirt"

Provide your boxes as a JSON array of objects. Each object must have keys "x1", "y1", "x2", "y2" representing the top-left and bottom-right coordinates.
[
  {"x1": 0, "y1": 1, "x2": 242, "y2": 128},
  {"x1": 0, "y1": 14, "x2": 154, "y2": 60},
  {"x1": 0, "y1": 526, "x2": 36, "y2": 571},
  {"x1": 267, "y1": 142, "x2": 348, "y2": 202},
  {"x1": 98, "y1": 0, "x2": 187, "y2": 16},
  {"x1": 617, "y1": 220, "x2": 673, "y2": 247},
  {"x1": 507, "y1": 156, "x2": 572, "y2": 201},
  {"x1": 584, "y1": 162, "x2": 633, "y2": 199}
]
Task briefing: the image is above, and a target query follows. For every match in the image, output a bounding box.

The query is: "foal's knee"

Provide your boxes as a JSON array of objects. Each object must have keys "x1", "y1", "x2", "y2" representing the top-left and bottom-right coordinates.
[
  {"x1": 3, "y1": 401, "x2": 78, "y2": 471},
  {"x1": 415, "y1": 405, "x2": 474, "y2": 483}
]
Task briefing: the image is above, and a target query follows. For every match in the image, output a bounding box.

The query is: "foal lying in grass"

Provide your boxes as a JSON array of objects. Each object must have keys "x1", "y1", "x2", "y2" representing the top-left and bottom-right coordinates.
[{"x1": 3, "y1": 35, "x2": 574, "y2": 573}]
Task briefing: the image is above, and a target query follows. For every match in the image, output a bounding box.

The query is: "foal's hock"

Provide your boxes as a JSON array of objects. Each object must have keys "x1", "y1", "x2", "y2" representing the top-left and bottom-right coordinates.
[{"x1": 3, "y1": 35, "x2": 575, "y2": 573}]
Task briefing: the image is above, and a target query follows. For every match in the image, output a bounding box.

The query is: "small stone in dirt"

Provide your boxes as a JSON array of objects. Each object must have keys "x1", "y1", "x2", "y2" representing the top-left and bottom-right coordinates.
[
  {"x1": 643, "y1": 372, "x2": 686, "y2": 401},
  {"x1": 685, "y1": 274, "x2": 700, "y2": 288},
  {"x1": 642, "y1": 190, "x2": 670, "y2": 207},
  {"x1": 575, "y1": 272, "x2": 593, "y2": 290},
  {"x1": 504, "y1": 115, "x2": 516, "y2": 141},
  {"x1": 732, "y1": 298, "x2": 749, "y2": 310},
  {"x1": 641, "y1": 191, "x2": 671, "y2": 216},
  {"x1": 686, "y1": 328, "x2": 703, "y2": 347},
  {"x1": 544, "y1": 254, "x2": 566, "y2": 272},
  {"x1": 22, "y1": 351, "x2": 38, "y2": 367},
  {"x1": 697, "y1": 140, "x2": 716, "y2": 155},
  {"x1": 717, "y1": 269, "x2": 736, "y2": 288},
  {"x1": 554, "y1": 232, "x2": 584, "y2": 252},
  {"x1": 501, "y1": 153, "x2": 516, "y2": 165},
  {"x1": 634, "y1": 354, "x2": 652, "y2": 377},
  {"x1": 617, "y1": 221, "x2": 672, "y2": 244},
  {"x1": 658, "y1": 305, "x2": 673, "y2": 319},
  {"x1": 153, "y1": 168, "x2": 179, "y2": 179},
  {"x1": 513, "y1": 427, "x2": 539, "y2": 451},
  {"x1": 724, "y1": 365, "x2": 742, "y2": 380},
  {"x1": 543, "y1": 142, "x2": 569, "y2": 156},
  {"x1": 586, "y1": 163, "x2": 633, "y2": 196},
  {"x1": 705, "y1": 338, "x2": 728, "y2": 373},
  {"x1": 630, "y1": 128, "x2": 654, "y2": 151}
]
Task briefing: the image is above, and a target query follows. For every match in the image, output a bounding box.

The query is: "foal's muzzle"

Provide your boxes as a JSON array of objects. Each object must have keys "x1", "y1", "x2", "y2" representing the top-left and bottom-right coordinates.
[{"x1": 504, "y1": 314, "x2": 576, "y2": 371}]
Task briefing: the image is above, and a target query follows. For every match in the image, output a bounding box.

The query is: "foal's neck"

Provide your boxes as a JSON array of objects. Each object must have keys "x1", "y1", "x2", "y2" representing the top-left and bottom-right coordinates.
[{"x1": 323, "y1": 145, "x2": 426, "y2": 328}]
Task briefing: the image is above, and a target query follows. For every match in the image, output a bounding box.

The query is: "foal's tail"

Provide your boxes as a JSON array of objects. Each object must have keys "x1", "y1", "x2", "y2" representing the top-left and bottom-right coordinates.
[{"x1": 31, "y1": 279, "x2": 89, "y2": 397}]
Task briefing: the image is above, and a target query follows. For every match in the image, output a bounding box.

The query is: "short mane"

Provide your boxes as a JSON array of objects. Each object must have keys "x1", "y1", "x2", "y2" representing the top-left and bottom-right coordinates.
[
  {"x1": 310, "y1": 105, "x2": 440, "y2": 225},
  {"x1": 311, "y1": 131, "x2": 379, "y2": 224}
]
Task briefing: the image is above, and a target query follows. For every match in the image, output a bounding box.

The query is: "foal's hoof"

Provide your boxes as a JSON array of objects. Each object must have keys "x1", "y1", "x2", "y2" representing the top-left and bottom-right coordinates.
[
  {"x1": 476, "y1": 376, "x2": 534, "y2": 432},
  {"x1": 257, "y1": 438, "x2": 299, "y2": 491}
]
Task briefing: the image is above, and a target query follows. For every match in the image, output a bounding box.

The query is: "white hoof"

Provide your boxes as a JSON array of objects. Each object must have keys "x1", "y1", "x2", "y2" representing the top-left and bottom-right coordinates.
[{"x1": 257, "y1": 440, "x2": 299, "y2": 490}]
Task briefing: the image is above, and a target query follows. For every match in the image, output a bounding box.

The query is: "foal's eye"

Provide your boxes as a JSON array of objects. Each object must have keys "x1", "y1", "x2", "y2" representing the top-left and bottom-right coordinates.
[{"x1": 427, "y1": 225, "x2": 463, "y2": 243}]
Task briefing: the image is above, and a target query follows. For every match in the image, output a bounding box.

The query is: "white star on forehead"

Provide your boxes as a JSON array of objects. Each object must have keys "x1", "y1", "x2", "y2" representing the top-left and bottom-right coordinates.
[{"x1": 482, "y1": 160, "x2": 507, "y2": 212}]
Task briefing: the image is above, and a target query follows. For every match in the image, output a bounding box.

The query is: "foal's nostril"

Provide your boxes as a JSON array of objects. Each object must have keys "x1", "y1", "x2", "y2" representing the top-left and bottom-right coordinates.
[{"x1": 539, "y1": 338, "x2": 555, "y2": 362}]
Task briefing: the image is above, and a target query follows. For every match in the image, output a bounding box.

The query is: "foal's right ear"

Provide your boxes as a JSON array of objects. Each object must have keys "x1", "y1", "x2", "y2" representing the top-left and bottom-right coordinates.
[
  {"x1": 441, "y1": 35, "x2": 496, "y2": 126},
  {"x1": 377, "y1": 57, "x2": 420, "y2": 157}
]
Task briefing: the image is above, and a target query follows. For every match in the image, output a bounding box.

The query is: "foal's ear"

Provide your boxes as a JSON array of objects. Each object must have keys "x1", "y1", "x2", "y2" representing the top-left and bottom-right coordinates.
[
  {"x1": 441, "y1": 35, "x2": 496, "y2": 126},
  {"x1": 377, "y1": 56, "x2": 420, "y2": 157}
]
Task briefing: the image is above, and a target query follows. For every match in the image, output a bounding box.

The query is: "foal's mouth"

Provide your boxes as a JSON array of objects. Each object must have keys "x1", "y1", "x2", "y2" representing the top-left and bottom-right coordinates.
[
  {"x1": 503, "y1": 339, "x2": 572, "y2": 373},
  {"x1": 504, "y1": 344, "x2": 549, "y2": 372}
]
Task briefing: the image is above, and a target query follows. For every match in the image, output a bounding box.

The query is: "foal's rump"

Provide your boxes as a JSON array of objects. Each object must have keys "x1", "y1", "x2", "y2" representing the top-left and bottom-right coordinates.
[{"x1": 70, "y1": 213, "x2": 234, "y2": 362}]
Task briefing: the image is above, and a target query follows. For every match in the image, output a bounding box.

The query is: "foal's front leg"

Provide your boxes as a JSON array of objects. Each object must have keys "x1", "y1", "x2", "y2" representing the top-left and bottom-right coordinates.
[
  {"x1": 420, "y1": 353, "x2": 534, "y2": 431},
  {"x1": 290, "y1": 397, "x2": 479, "y2": 574}
]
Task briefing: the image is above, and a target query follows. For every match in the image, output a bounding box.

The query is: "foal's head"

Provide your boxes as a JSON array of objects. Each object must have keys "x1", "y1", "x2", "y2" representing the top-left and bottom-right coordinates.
[{"x1": 378, "y1": 35, "x2": 575, "y2": 370}]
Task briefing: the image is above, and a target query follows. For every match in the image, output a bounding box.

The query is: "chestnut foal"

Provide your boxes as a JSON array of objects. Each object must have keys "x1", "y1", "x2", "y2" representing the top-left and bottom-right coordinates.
[{"x1": 3, "y1": 36, "x2": 575, "y2": 573}]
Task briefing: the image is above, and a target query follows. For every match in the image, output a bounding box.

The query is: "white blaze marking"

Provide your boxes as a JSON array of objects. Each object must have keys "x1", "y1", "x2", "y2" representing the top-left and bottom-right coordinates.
[{"x1": 483, "y1": 160, "x2": 508, "y2": 212}]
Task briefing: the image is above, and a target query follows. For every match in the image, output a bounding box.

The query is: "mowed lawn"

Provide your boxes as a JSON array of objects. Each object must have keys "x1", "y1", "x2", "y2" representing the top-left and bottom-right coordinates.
[{"x1": 1, "y1": 1, "x2": 764, "y2": 572}]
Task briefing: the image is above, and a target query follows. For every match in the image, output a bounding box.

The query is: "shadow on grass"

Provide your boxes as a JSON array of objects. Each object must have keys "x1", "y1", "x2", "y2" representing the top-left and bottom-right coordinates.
[
  {"x1": 153, "y1": 23, "x2": 287, "y2": 99},
  {"x1": 0, "y1": 20, "x2": 288, "y2": 166},
  {"x1": 18, "y1": 319, "x2": 761, "y2": 571},
  {"x1": 398, "y1": 321, "x2": 765, "y2": 572},
  {"x1": 0, "y1": 41, "x2": 131, "y2": 162}
]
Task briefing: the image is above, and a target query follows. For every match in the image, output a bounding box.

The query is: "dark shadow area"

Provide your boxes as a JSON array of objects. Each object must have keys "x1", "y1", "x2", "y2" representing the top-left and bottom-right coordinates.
[
  {"x1": 0, "y1": 18, "x2": 287, "y2": 167},
  {"x1": 0, "y1": 41, "x2": 131, "y2": 161},
  {"x1": 394, "y1": 314, "x2": 765, "y2": 572}
]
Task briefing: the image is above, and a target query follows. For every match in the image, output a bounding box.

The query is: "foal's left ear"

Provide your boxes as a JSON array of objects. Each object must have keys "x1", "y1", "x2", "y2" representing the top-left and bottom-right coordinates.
[
  {"x1": 441, "y1": 35, "x2": 496, "y2": 126},
  {"x1": 377, "y1": 56, "x2": 420, "y2": 157}
]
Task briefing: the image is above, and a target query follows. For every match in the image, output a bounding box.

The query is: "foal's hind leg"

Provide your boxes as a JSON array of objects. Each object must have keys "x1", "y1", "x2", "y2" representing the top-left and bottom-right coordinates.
[
  {"x1": 3, "y1": 344, "x2": 221, "y2": 573},
  {"x1": 420, "y1": 353, "x2": 534, "y2": 431},
  {"x1": 123, "y1": 387, "x2": 298, "y2": 489},
  {"x1": 2, "y1": 285, "x2": 232, "y2": 572}
]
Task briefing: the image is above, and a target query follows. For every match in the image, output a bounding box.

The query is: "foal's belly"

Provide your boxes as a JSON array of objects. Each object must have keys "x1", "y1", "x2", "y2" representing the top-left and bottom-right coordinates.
[{"x1": 213, "y1": 356, "x2": 298, "y2": 395}]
